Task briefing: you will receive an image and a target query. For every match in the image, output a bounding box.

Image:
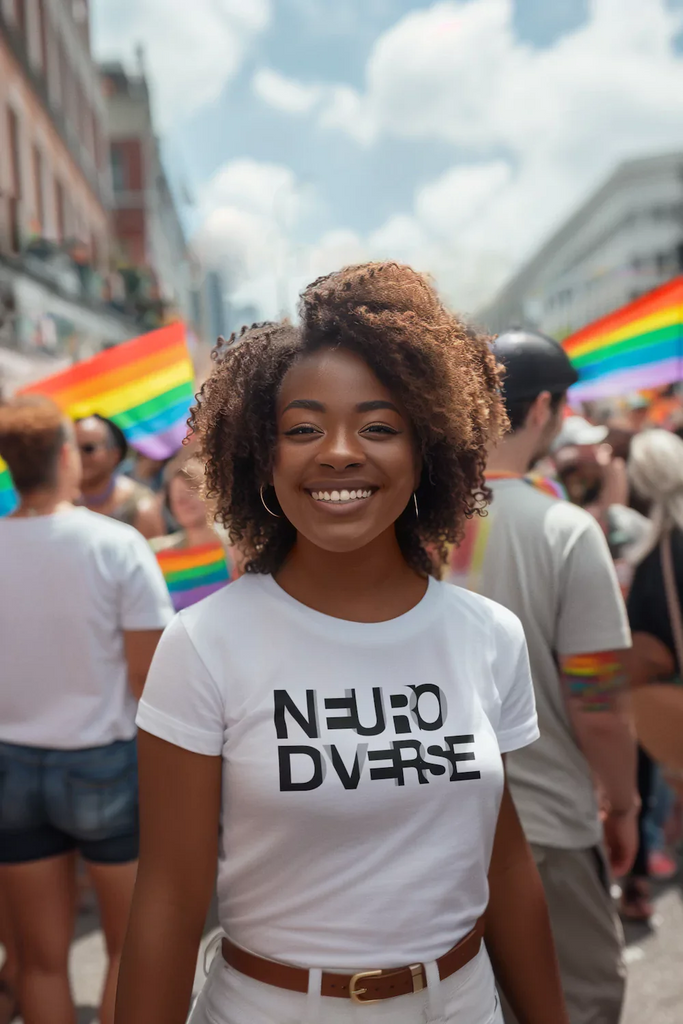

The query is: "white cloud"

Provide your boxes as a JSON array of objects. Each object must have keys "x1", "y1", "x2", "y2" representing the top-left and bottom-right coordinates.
[
  {"x1": 194, "y1": 159, "x2": 315, "y2": 315},
  {"x1": 91, "y1": 0, "x2": 271, "y2": 127},
  {"x1": 194, "y1": 0, "x2": 683, "y2": 319},
  {"x1": 314, "y1": 0, "x2": 683, "y2": 295},
  {"x1": 318, "y1": 86, "x2": 376, "y2": 145},
  {"x1": 252, "y1": 68, "x2": 322, "y2": 115}
]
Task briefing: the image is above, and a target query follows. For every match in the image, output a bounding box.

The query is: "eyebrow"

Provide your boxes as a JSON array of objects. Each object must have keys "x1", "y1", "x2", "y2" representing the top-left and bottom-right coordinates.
[{"x1": 282, "y1": 399, "x2": 401, "y2": 414}]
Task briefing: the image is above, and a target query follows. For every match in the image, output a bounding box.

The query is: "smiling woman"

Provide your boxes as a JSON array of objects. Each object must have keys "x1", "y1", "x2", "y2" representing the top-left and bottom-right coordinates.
[
  {"x1": 115, "y1": 262, "x2": 569, "y2": 1024},
  {"x1": 191, "y1": 262, "x2": 506, "y2": 580}
]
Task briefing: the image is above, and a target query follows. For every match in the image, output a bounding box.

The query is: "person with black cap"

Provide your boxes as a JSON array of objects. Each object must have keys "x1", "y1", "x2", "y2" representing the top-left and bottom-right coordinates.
[
  {"x1": 445, "y1": 328, "x2": 637, "y2": 1024},
  {"x1": 75, "y1": 415, "x2": 165, "y2": 539}
]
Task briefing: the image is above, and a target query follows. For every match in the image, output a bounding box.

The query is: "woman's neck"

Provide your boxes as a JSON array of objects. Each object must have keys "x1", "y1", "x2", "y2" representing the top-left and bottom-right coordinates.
[
  {"x1": 184, "y1": 523, "x2": 219, "y2": 547},
  {"x1": 275, "y1": 530, "x2": 428, "y2": 623}
]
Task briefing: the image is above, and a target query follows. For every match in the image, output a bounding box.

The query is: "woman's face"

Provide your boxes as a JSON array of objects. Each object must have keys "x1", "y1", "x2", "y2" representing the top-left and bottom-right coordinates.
[
  {"x1": 168, "y1": 473, "x2": 207, "y2": 530},
  {"x1": 272, "y1": 347, "x2": 420, "y2": 554}
]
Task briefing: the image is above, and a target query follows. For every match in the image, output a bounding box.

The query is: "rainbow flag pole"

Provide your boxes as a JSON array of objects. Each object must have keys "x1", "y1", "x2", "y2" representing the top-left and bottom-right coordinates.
[
  {"x1": 0, "y1": 323, "x2": 194, "y2": 515},
  {"x1": 563, "y1": 277, "x2": 683, "y2": 400}
]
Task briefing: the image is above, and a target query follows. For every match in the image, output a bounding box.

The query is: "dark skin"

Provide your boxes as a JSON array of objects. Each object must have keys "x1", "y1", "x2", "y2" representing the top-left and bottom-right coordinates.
[{"x1": 115, "y1": 348, "x2": 567, "y2": 1024}]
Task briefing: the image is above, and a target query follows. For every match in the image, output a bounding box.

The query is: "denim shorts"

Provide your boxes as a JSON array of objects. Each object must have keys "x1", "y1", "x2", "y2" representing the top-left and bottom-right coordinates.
[{"x1": 0, "y1": 738, "x2": 139, "y2": 864}]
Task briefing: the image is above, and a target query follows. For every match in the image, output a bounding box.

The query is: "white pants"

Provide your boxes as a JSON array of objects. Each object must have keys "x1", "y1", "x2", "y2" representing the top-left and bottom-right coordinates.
[{"x1": 189, "y1": 944, "x2": 504, "y2": 1024}]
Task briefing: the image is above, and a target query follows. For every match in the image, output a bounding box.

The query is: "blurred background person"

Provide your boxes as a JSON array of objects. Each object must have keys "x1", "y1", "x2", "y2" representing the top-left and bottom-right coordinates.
[
  {"x1": 552, "y1": 415, "x2": 651, "y2": 594},
  {"x1": 75, "y1": 414, "x2": 165, "y2": 538},
  {"x1": 124, "y1": 453, "x2": 172, "y2": 495},
  {"x1": 0, "y1": 396, "x2": 173, "y2": 1024},
  {"x1": 621, "y1": 430, "x2": 683, "y2": 921},
  {"x1": 151, "y1": 456, "x2": 241, "y2": 611},
  {"x1": 0, "y1": 891, "x2": 18, "y2": 1024},
  {"x1": 451, "y1": 328, "x2": 636, "y2": 1024}
]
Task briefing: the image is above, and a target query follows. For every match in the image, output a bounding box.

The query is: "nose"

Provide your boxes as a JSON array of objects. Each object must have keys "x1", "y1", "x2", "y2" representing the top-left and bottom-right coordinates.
[{"x1": 316, "y1": 425, "x2": 365, "y2": 471}]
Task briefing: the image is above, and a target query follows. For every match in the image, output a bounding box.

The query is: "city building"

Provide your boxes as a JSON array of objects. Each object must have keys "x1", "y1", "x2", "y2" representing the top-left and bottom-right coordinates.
[
  {"x1": 477, "y1": 152, "x2": 683, "y2": 339},
  {"x1": 0, "y1": 0, "x2": 134, "y2": 389},
  {"x1": 100, "y1": 58, "x2": 195, "y2": 332}
]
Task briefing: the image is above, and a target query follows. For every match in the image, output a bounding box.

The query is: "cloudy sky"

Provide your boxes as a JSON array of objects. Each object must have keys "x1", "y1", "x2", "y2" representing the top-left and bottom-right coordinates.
[{"x1": 91, "y1": 0, "x2": 683, "y2": 323}]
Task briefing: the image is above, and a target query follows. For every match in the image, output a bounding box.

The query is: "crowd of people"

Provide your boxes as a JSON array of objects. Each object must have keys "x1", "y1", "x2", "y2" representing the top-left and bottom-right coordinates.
[{"x1": 0, "y1": 261, "x2": 680, "y2": 1024}]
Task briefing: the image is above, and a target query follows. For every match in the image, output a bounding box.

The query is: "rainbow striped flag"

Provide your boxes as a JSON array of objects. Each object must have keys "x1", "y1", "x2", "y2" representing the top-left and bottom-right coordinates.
[
  {"x1": 0, "y1": 323, "x2": 194, "y2": 514},
  {"x1": 563, "y1": 277, "x2": 683, "y2": 400},
  {"x1": 156, "y1": 542, "x2": 232, "y2": 611},
  {"x1": 0, "y1": 458, "x2": 17, "y2": 517}
]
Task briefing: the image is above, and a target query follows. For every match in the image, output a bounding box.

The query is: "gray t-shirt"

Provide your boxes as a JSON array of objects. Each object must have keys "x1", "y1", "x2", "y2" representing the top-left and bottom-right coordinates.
[{"x1": 445, "y1": 478, "x2": 631, "y2": 849}]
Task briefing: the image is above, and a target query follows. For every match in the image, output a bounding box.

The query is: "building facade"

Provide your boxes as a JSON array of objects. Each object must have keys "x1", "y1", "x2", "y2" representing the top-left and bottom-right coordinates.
[
  {"x1": 100, "y1": 60, "x2": 194, "y2": 330},
  {"x1": 477, "y1": 152, "x2": 683, "y2": 339},
  {"x1": 0, "y1": 0, "x2": 134, "y2": 388}
]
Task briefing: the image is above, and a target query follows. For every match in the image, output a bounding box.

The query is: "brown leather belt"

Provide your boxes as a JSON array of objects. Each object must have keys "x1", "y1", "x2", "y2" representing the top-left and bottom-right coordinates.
[{"x1": 221, "y1": 916, "x2": 485, "y2": 1004}]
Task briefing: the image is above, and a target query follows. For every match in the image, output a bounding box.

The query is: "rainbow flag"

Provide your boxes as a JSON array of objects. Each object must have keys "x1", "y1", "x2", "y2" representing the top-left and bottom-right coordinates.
[
  {"x1": 156, "y1": 542, "x2": 232, "y2": 611},
  {"x1": 0, "y1": 458, "x2": 17, "y2": 517},
  {"x1": 0, "y1": 323, "x2": 194, "y2": 514},
  {"x1": 563, "y1": 277, "x2": 683, "y2": 400}
]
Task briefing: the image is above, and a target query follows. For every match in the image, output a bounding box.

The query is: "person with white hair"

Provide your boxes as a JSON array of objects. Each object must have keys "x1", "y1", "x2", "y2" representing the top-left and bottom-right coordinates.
[{"x1": 623, "y1": 429, "x2": 683, "y2": 920}]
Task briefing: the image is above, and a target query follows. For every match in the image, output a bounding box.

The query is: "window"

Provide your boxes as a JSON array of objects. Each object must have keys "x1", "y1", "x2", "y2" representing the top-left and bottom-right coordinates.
[
  {"x1": 33, "y1": 146, "x2": 44, "y2": 234},
  {"x1": 110, "y1": 145, "x2": 127, "y2": 191},
  {"x1": 14, "y1": 0, "x2": 26, "y2": 35},
  {"x1": 55, "y1": 179, "x2": 65, "y2": 242},
  {"x1": 37, "y1": 0, "x2": 48, "y2": 71},
  {"x1": 7, "y1": 107, "x2": 22, "y2": 251}
]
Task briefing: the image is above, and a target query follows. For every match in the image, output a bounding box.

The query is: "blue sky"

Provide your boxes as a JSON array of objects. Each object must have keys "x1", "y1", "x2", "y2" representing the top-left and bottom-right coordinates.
[{"x1": 92, "y1": 0, "x2": 683, "y2": 322}]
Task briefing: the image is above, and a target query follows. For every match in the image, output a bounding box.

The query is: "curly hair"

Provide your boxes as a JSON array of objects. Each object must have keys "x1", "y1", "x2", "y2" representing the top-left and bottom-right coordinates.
[{"x1": 190, "y1": 262, "x2": 507, "y2": 576}]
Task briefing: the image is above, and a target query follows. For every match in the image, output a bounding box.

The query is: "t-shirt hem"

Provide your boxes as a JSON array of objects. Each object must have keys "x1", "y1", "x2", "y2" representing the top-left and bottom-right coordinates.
[
  {"x1": 525, "y1": 829, "x2": 603, "y2": 851},
  {"x1": 497, "y1": 721, "x2": 540, "y2": 754},
  {"x1": 136, "y1": 700, "x2": 223, "y2": 755},
  {"x1": 556, "y1": 628, "x2": 631, "y2": 658}
]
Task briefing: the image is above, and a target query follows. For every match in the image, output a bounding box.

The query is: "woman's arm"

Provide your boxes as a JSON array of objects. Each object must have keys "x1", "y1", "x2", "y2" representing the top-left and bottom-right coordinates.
[
  {"x1": 485, "y1": 779, "x2": 569, "y2": 1024},
  {"x1": 115, "y1": 731, "x2": 222, "y2": 1024}
]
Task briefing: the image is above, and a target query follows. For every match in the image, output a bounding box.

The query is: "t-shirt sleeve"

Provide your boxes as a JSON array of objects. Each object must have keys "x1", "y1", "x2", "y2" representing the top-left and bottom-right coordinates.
[
  {"x1": 555, "y1": 513, "x2": 631, "y2": 657},
  {"x1": 117, "y1": 531, "x2": 174, "y2": 630},
  {"x1": 136, "y1": 614, "x2": 225, "y2": 755},
  {"x1": 493, "y1": 610, "x2": 540, "y2": 753}
]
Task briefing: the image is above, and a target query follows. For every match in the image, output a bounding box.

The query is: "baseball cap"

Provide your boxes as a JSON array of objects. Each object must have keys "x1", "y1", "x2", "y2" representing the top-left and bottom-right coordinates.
[
  {"x1": 551, "y1": 416, "x2": 609, "y2": 452},
  {"x1": 493, "y1": 328, "x2": 579, "y2": 403}
]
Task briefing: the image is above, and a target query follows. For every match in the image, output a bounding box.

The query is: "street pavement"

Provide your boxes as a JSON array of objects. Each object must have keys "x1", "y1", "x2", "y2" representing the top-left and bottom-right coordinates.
[{"x1": 13, "y1": 873, "x2": 683, "y2": 1022}]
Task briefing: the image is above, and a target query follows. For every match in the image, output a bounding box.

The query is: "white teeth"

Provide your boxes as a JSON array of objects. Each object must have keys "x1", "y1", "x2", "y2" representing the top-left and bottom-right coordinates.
[{"x1": 310, "y1": 488, "x2": 374, "y2": 503}]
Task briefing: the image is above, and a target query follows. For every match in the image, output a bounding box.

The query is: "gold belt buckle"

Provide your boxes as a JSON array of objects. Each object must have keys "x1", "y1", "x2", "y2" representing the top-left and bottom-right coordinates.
[{"x1": 349, "y1": 969, "x2": 382, "y2": 1004}]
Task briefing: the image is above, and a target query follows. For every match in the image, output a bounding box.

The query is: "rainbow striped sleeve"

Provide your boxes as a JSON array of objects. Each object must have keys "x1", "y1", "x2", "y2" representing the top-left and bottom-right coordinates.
[
  {"x1": 560, "y1": 651, "x2": 627, "y2": 711},
  {"x1": 156, "y1": 542, "x2": 232, "y2": 611}
]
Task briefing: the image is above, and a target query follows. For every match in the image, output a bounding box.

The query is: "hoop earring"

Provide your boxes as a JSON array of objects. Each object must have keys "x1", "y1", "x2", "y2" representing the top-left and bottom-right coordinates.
[
  {"x1": 260, "y1": 484, "x2": 281, "y2": 518},
  {"x1": 413, "y1": 492, "x2": 419, "y2": 519}
]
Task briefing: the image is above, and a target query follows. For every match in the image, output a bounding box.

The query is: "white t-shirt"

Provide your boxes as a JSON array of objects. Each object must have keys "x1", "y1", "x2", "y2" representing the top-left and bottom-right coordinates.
[
  {"x1": 137, "y1": 573, "x2": 538, "y2": 969},
  {"x1": 444, "y1": 478, "x2": 631, "y2": 849},
  {"x1": 0, "y1": 507, "x2": 173, "y2": 749}
]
